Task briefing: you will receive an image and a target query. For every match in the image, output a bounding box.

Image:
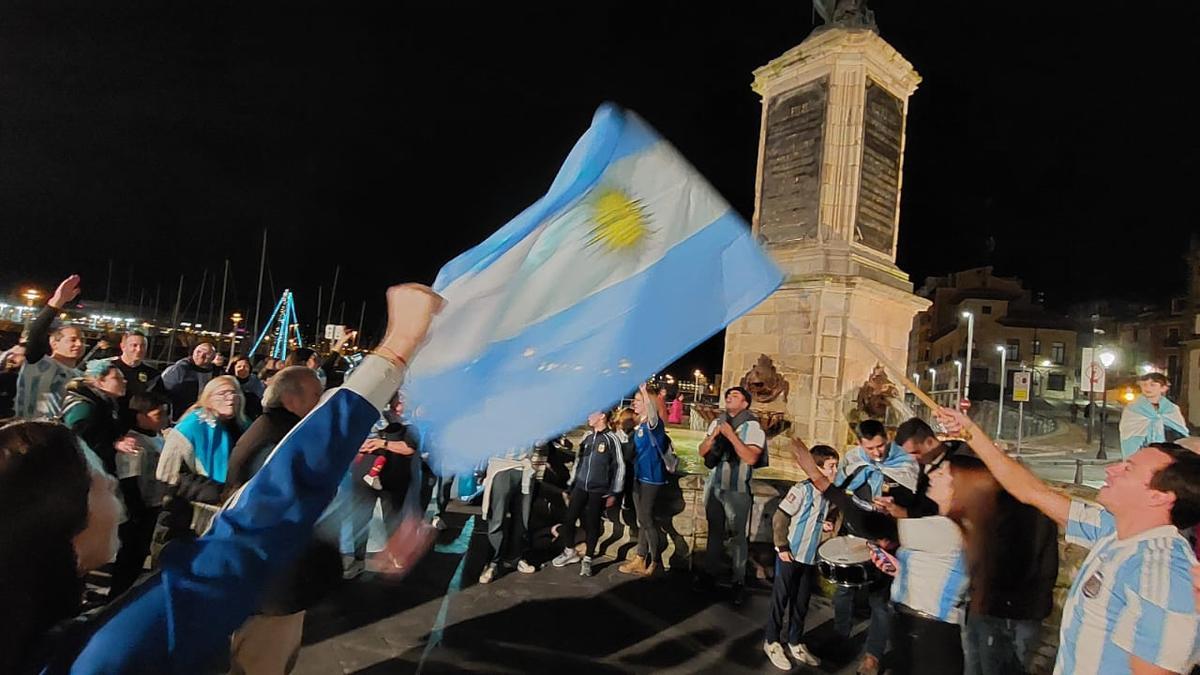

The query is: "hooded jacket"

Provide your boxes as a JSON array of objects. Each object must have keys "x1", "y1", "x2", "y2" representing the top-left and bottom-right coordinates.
[
  {"x1": 569, "y1": 428, "x2": 626, "y2": 495},
  {"x1": 59, "y1": 378, "x2": 124, "y2": 475},
  {"x1": 160, "y1": 358, "x2": 215, "y2": 420}
]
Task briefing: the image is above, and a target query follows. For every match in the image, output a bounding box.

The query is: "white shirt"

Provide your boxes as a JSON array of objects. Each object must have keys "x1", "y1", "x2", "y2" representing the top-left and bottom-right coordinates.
[{"x1": 892, "y1": 515, "x2": 970, "y2": 624}]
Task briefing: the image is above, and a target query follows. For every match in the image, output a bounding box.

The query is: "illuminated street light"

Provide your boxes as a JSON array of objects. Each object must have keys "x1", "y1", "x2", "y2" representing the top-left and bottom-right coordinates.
[
  {"x1": 995, "y1": 346, "x2": 1007, "y2": 437},
  {"x1": 960, "y1": 311, "x2": 975, "y2": 402}
]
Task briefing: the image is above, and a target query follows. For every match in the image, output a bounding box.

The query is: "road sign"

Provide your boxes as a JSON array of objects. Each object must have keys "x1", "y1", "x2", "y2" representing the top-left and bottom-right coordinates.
[
  {"x1": 959, "y1": 398, "x2": 971, "y2": 412},
  {"x1": 1013, "y1": 371, "x2": 1031, "y2": 402},
  {"x1": 1080, "y1": 347, "x2": 1106, "y2": 393}
]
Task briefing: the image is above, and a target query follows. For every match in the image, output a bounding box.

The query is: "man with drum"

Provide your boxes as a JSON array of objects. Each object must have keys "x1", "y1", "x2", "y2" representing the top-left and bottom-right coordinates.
[{"x1": 831, "y1": 420, "x2": 920, "y2": 675}]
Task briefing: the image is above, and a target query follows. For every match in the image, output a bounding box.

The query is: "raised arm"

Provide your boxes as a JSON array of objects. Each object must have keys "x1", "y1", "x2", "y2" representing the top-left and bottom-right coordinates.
[
  {"x1": 26, "y1": 275, "x2": 81, "y2": 364},
  {"x1": 791, "y1": 437, "x2": 832, "y2": 492},
  {"x1": 935, "y1": 407, "x2": 1069, "y2": 527}
]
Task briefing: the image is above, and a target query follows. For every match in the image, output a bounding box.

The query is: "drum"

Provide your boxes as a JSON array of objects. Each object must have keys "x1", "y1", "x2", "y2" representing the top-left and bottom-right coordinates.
[{"x1": 816, "y1": 535, "x2": 878, "y2": 587}]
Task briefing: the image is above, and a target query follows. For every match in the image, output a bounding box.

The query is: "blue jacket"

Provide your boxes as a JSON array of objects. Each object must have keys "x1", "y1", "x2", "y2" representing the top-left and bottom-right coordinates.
[{"x1": 570, "y1": 428, "x2": 626, "y2": 495}]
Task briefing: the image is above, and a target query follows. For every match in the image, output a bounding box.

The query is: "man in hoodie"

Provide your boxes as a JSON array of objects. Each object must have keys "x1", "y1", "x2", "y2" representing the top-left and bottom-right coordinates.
[
  {"x1": 551, "y1": 410, "x2": 626, "y2": 577},
  {"x1": 15, "y1": 274, "x2": 85, "y2": 419},
  {"x1": 161, "y1": 342, "x2": 217, "y2": 420}
]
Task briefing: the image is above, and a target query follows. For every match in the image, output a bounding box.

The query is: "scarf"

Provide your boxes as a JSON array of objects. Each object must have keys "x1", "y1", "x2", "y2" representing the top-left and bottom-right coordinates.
[
  {"x1": 1119, "y1": 395, "x2": 1189, "y2": 458},
  {"x1": 837, "y1": 441, "x2": 920, "y2": 497},
  {"x1": 708, "y1": 408, "x2": 760, "y2": 467}
]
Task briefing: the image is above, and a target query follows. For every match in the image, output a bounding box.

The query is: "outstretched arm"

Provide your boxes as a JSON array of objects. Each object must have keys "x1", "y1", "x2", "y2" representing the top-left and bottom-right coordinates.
[
  {"x1": 935, "y1": 407, "x2": 1069, "y2": 527},
  {"x1": 63, "y1": 284, "x2": 442, "y2": 673},
  {"x1": 790, "y1": 437, "x2": 832, "y2": 492}
]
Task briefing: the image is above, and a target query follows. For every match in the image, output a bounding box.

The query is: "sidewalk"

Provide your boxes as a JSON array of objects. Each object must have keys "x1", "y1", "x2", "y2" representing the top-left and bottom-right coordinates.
[{"x1": 295, "y1": 508, "x2": 870, "y2": 674}]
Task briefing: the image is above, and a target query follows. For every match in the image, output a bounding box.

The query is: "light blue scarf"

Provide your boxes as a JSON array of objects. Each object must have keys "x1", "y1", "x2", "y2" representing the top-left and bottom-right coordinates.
[{"x1": 836, "y1": 441, "x2": 920, "y2": 498}]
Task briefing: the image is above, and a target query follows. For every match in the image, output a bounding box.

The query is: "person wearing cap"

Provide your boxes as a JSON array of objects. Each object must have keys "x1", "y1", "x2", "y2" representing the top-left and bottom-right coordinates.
[
  {"x1": 60, "y1": 358, "x2": 129, "y2": 476},
  {"x1": 696, "y1": 385, "x2": 766, "y2": 605}
]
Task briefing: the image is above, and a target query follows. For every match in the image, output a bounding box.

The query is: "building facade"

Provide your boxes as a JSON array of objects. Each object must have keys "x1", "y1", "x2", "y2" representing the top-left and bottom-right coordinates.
[{"x1": 909, "y1": 267, "x2": 1078, "y2": 408}]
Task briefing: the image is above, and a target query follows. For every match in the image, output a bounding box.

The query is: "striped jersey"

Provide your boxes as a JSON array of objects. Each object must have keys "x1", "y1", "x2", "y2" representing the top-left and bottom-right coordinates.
[
  {"x1": 704, "y1": 417, "x2": 766, "y2": 494},
  {"x1": 891, "y1": 515, "x2": 970, "y2": 624},
  {"x1": 778, "y1": 480, "x2": 828, "y2": 564},
  {"x1": 1055, "y1": 500, "x2": 1200, "y2": 675},
  {"x1": 14, "y1": 357, "x2": 82, "y2": 419}
]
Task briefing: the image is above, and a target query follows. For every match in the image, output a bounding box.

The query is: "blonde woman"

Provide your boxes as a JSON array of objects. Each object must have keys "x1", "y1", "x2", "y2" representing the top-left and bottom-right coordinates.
[{"x1": 157, "y1": 375, "x2": 250, "y2": 540}]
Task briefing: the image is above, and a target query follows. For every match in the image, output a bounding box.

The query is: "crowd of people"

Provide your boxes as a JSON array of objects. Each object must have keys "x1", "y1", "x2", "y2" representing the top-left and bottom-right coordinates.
[
  {"x1": 0, "y1": 276, "x2": 442, "y2": 673},
  {"x1": 3, "y1": 273, "x2": 1200, "y2": 675}
]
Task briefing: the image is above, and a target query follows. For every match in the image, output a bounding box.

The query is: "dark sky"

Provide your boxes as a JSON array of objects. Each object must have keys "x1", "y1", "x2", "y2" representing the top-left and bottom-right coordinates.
[{"x1": 3, "y1": 2, "x2": 1197, "y2": 373}]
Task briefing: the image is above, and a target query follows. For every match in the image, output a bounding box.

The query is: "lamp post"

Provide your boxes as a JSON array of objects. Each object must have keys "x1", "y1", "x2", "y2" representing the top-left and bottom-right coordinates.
[
  {"x1": 1097, "y1": 349, "x2": 1116, "y2": 459},
  {"x1": 953, "y1": 360, "x2": 963, "y2": 406},
  {"x1": 21, "y1": 288, "x2": 42, "y2": 331},
  {"x1": 693, "y1": 369, "x2": 703, "y2": 404},
  {"x1": 995, "y1": 345, "x2": 1007, "y2": 438},
  {"x1": 960, "y1": 311, "x2": 975, "y2": 403},
  {"x1": 929, "y1": 367, "x2": 937, "y2": 406},
  {"x1": 229, "y1": 312, "x2": 243, "y2": 362}
]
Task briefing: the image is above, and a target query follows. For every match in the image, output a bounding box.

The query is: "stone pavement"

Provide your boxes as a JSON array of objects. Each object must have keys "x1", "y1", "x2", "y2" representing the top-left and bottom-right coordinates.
[{"x1": 294, "y1": 508, "x2": 871, "y2": 675}]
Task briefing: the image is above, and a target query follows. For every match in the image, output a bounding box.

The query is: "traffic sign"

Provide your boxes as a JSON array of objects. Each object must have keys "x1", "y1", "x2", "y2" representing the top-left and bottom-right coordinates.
[
  {"x1": 1013, "y1": 371, "x2": 1031, "y2": 402},
  {"x1": 959, "y1": 398, "x2": 971, "y2": 412},
  {"x1": 1080, "y1": 347, "x2": 1106, "y2": 393}
]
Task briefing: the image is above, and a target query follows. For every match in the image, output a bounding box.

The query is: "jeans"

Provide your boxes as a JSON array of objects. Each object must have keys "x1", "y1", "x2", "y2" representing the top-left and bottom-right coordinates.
[
  {"x1": 704, "y1": 485, "x2": 752, "y2": 583},
  {"x1": 350, "y1": 462, "x2": 409, "y2": 561},
  {"x1": 890, "y1": 608, "x2": 964, "y2": 675},
  {"x1": 765, "y1": 559, "x2": 816, "y2": 645},
  {"x1": 486, "y1": 469, "x2": 532, "y2": 565},
  {"x1": 633, "y1": 480, "x2": 663, "y2": 564},
  {"x1": 963, "y1": 614, "x2": 1042, "y2": 675},
  {"x1": 834, "y1": 582, "x2": 892, "y2": 660},
  {"x1": 558, "y1": 488, "x2": 605, "y2": 557}
]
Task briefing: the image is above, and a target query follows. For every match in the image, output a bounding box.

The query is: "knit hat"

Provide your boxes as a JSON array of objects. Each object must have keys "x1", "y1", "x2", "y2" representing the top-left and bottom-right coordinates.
[{"x1": 84, "y1": 358, "x2": 117, "y2": 379}]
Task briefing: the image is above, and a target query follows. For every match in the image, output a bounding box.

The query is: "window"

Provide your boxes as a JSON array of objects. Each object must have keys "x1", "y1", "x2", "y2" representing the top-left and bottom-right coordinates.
[
  {"x1": 1047, "y1": 373, "x2": 1066, "y2": 391},
  {"x1": 1051, "y1": 342, "x2": 1066, "y2": 365},
  {"x1": 1168, "y1": 327, "x2": 1180, "y2": 340},
  {"x1": 981, "y1": 305, "x2": 993, "y2": 315},
  {"x1": 1032, "y1": 339, "x2": 1041, "y2": 355},
  {"x1": 1005, "y1": 339, "x2": 1020, "y2": 360}
]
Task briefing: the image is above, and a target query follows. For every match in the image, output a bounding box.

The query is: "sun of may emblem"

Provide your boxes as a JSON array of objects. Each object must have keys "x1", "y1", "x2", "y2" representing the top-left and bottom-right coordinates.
[{"x1": 587, "y1": 187, "x2": 650, "y2": 251}]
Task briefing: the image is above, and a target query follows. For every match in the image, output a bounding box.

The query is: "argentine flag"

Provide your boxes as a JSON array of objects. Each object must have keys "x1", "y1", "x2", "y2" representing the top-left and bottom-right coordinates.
[{"x1": 406, "y1": 103, "x2": 783, "y2": 473}]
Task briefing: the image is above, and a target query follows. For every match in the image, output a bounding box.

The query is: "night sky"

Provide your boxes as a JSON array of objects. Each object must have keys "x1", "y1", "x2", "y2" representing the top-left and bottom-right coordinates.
[{"x1": 3, "y1": 2, "x2": 1197, "y2": 373}]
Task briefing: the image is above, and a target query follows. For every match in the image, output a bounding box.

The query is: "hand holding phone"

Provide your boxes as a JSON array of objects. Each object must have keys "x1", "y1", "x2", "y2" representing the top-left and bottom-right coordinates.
[{"x1": 868, "y1": 542, "x2": 898, "y2": 576}]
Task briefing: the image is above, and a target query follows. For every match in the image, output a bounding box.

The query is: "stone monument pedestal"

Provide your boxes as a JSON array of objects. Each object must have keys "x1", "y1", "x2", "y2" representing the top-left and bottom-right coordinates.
[{"x1": 723, "y1": 26, "x2": 929, "y2": 454}]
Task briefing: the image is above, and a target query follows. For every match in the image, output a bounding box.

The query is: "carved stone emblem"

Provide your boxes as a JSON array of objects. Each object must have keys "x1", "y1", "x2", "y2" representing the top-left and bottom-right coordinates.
[
  {"x1": 740, "y1": 354, "x2": 789, "y2": 403},
  {"x1": 855, "y1": 364, "x2": 899, "y2": 419}
]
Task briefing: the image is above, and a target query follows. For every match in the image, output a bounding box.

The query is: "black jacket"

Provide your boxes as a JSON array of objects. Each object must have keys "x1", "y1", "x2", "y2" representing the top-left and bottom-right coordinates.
[
  {"x1": 983, "y1": 496, "x2": 1059, "y2": 620},
  {"x1": 571, "y1": 429, "x2": 625, "y2": 495},
  {"x1": 225, "y1": 407, "x2": 300, "y2": 494},
  {"x1": 59, "y1": 379, "x2": 125, "y2": 475}
]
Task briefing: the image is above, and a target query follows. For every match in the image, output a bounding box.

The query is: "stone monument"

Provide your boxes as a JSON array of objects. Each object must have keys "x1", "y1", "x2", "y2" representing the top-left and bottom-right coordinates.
[{"x1": 723, "y1": 6, "x2": 930, "y2": 457}]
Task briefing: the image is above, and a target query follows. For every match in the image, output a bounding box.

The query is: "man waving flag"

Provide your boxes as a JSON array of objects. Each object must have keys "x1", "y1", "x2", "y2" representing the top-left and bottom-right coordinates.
[{"x1": 406, "y1": 103, "x2": 783, "y2": 473}]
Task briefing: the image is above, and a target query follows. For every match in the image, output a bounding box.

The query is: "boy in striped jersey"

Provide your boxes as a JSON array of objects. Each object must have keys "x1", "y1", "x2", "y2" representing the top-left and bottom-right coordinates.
[
  {"x1": 937, "y1": 407, "x2": 1200, "y2": 675},
  {"x1": 764, "y1": 443, "x2": 839, "y2": 670}
]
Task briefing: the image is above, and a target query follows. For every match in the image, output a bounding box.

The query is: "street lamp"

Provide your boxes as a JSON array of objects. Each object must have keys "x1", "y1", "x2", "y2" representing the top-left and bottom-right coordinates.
[
  {"x1": 960, "y1": 311, "x2": 975, "y2": 404},
  {"x1": 693, "y1": 369, "x2": 703, "y2": 404},
  {"x1": 229, "y1": 312, "x2": 243, "y2": 362},
  {"x1": 928, "y1": 367, "x2": 937, "y2": 406},
  {"x1": 1097, "y1": 349, "x2": 1116, "y2": 459},
  {"x1": 995, "y1": 345, "x2": 1007, "y2": 437},
  {"x1": 953, "y1": 360, "x2": 963, "y2": 405}
]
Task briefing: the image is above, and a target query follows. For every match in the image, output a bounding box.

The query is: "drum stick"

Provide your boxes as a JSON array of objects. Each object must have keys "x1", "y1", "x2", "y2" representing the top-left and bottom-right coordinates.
[{"x1": 845, "y1": 323, "x2": 972, "y2": 440}]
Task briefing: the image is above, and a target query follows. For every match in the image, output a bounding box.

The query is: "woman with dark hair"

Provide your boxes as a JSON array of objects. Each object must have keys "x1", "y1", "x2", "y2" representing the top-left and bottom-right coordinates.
[
  {"x1": 59, "y1": 360, "x2": 128, "y2": 476},
  {"x1": 228, "y1": 355, "x2": 265, "y2": 419},
  {"x1": 794, "y1": 446, "x2": 1001, "y2": 675},
  {"x1": 0, "y1": 282, "x2": 440, "y2": 673}
]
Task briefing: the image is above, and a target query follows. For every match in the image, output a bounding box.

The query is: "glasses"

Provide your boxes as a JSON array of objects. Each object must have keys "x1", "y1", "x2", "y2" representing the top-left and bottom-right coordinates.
[{"x1": 211, "y1": 389, "x2": 239, "y2": 400}]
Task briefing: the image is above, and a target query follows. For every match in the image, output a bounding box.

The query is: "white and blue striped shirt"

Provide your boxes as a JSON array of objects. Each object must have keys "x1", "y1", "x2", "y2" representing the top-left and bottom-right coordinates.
[
  {"x1": 779, "y1": 481, "x2": 828, "y2": 564},
  {"x1": 891, "y1": 515, "x2": 970, "y2": 624},
  {"x1": 1055, "y1": 500, "x2": 1200, "y2": 675}
]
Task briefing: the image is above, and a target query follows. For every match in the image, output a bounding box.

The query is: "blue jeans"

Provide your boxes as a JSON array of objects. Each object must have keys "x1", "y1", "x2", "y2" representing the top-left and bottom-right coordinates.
[
  {"x1": 963, "y1": 614, "x2": 1041, "y2": 675},
  {"x1": 834, "y1": 582, "x2": 891, "y2": 660},
  {"x1": 765, "y1": 559, "x2": 816, "y2": 645}
]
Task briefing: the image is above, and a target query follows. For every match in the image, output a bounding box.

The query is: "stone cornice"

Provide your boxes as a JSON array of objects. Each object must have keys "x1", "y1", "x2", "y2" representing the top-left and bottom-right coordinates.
[{"x1": 752, "y1": 27, "x2": 921, "y2": 100}]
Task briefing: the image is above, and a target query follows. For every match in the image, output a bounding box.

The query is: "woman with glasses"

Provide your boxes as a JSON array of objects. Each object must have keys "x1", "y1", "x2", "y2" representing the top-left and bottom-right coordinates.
[{"x1": 156, "y1": 375, "x2": 250, "y2": 541}]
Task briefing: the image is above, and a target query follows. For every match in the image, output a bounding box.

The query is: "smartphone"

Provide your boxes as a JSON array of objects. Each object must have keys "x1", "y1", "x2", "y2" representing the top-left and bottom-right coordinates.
[{"x1": 867, "y1": 542, "x2": 896, "y2": 574}]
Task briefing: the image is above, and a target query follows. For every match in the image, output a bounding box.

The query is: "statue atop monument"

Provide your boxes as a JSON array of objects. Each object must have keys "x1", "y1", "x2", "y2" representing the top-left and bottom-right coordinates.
[{"x1": 812, "y1": 0, "x2": 877, "y2": 32}]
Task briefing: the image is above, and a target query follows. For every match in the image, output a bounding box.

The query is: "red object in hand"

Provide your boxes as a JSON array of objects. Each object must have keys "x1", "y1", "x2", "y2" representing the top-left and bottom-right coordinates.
[{"x1": 363, "y1": 454, "x2": 387, "y2": 490}]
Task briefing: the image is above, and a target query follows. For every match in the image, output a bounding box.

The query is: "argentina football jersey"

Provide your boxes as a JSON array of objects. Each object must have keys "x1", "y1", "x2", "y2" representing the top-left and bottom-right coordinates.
[
  {"x1": 779, "y1": 481, "x2": 829, "y2": 564},
  {"x1": 1055, "y1": 500, "x2": 1200, "y2": 674}
]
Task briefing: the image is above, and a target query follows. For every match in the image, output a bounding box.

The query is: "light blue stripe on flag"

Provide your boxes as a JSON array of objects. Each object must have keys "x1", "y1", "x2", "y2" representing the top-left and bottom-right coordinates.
[{"x1": 407, "y1": 103, "x2": 783, "y2": 473}]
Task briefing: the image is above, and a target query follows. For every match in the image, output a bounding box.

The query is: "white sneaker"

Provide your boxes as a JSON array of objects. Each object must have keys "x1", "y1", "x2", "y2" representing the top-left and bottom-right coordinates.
[
  {"x1": 478, "y1": 563, "x2": 499, "y2": 584},
  {"x1": 788, "y1": 642, "x2": 820, "y2": 667},
  {"x1": 342, "y1": 559, "x2": 365, "y2": 580},
  {"x1": 431, "y1": 515, "x2": 447, "y2": 531},
  {"x1": 516, "y1": 560, "x2": 536, "y2": 574},
  {"x1": 763, "y1": 641, "x2": 791, "y2": 670},
  {"x1": 579, "y1": 556, "x2": 594, "y2": 577},
  {"x1": 552, "y1": 547, "x2": 582, "y2": 567}
]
